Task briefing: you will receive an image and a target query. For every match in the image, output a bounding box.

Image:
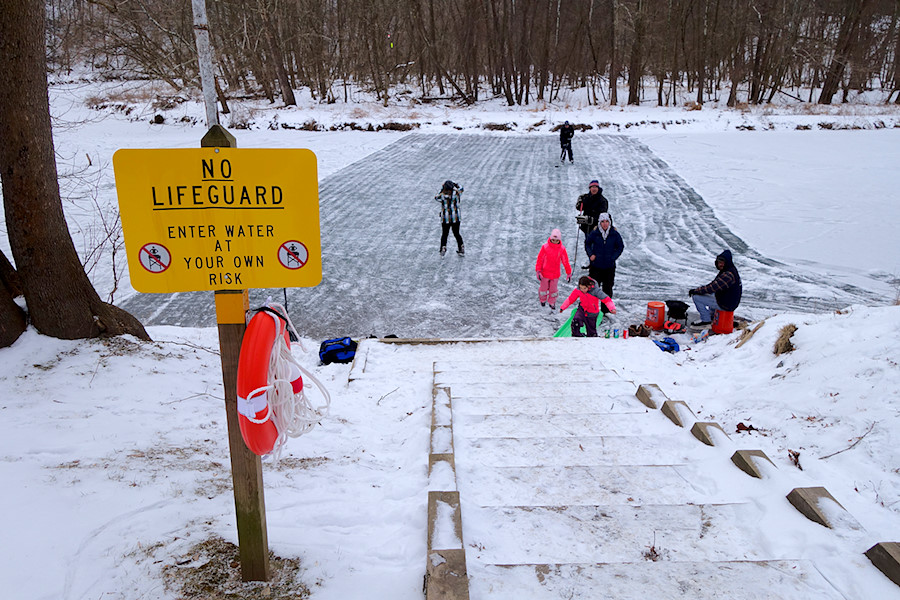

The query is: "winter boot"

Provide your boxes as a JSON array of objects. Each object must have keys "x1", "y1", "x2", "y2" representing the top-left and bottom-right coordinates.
[{"x1": 440, "y1": 246, "x2": 447, "y2": 256}]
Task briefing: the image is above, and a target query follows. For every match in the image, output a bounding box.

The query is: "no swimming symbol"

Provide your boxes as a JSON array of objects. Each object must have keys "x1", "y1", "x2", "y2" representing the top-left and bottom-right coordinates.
[
  {"x1": 278, "y1": 241, "x2": 308, "y2": 270},
  {"x1": 139, "y1": 243, "x2": 171, "y2": 273}
]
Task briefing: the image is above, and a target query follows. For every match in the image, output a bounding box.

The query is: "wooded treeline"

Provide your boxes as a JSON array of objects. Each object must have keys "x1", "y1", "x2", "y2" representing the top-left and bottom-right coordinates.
[{"x1": 48, "y1": 0, "x2": 900, "y2": 106}]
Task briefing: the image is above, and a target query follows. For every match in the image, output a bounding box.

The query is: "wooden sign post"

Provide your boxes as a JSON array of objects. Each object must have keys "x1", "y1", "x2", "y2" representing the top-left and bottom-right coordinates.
[{"x1": 204, "y1": 125, "x2": 270, "y2": 581}]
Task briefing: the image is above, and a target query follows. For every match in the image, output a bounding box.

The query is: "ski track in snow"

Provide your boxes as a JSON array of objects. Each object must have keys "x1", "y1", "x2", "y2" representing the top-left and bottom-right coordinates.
[{"x1": 118, "y1": 134, "x2": 885, "y2": 337}]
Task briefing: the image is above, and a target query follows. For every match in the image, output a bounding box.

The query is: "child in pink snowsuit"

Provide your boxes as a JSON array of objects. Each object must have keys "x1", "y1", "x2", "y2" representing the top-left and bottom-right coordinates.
[
  {"x1": 535, "y1": 228, "x2": 572, "y2": 310},
  {"x1": 559, "y1": 276, "x2": 616, "y2": 337}
]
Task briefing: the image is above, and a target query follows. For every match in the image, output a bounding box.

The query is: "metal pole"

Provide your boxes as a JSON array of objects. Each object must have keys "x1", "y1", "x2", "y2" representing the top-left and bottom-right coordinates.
[
  {"x1": 571, "y1": 223, "x2": 580, "y2": 272},
  {"x1": 191, "y1": 0, "x2": 218, "y2": 128}
]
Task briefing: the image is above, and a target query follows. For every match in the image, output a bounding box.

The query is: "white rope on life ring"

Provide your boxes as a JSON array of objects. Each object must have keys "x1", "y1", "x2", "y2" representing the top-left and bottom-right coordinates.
[{"x1": 236, "y1": 302, "x2": 331, "y2": 459}]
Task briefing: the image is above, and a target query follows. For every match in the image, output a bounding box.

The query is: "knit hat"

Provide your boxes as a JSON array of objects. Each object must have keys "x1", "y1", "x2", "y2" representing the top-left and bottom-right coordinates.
[
  {"x1": 550, "y1": 228, "x2": 562, "y2": 241},
  {"x1": 589, "y1": 180, "x2": 600, "y2": 188},
  {"x1": 598, "y1": 212, "x2": 611, "y2": 223}
]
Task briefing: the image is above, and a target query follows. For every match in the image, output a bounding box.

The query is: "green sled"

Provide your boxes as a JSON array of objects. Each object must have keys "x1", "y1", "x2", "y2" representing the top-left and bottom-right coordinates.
[{"x1": 553, "y1": 306, "x2": 603, "y2": 337}]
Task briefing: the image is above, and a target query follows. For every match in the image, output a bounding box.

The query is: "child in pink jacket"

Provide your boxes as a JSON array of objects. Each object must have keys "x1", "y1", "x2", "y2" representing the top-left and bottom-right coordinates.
[
  {"x1": 559, "y1": 276, "x2": 616, "y2": 337},
  {"x1": 535, "y1": 228, "x2": 573, "y2": 310}
]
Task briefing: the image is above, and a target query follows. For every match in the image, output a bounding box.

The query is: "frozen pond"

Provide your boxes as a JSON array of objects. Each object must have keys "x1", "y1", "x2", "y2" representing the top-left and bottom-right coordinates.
[{"x1": 119, "y1": 134, "x2": 885, "y2": 338}]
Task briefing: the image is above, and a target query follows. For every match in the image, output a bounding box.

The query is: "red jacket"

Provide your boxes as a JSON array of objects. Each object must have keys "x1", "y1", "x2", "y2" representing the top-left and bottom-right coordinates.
[
  {"x1": 560, "y1": 288, "x2": 600, "y2": 313},
  {"x1": 560, "y1": 279, "x2": 616, "y2": 314},
  {"x1": 535, "y1": 238, "x2": 572, "y2": 279}
]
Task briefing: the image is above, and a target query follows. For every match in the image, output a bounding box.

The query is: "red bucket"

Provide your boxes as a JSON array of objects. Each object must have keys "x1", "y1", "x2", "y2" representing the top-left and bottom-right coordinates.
[
  {"x1": 711, "y1": 310, "x2": 735, "y2": 334},
  {"x1": 645, "y1": 301, "x2": 666, "y2": 330}
]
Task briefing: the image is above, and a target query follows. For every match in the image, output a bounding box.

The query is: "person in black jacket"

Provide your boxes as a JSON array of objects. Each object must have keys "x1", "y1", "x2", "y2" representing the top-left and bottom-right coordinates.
[
  {"x1": 575, "y1": 180, "x2": 610, "y2": 267},
  {"x1": 559, "y1": 121, "x2": 575, "y2": 163},
  {"x1": 584, "y1": 213, "x2": 624, "y2": 312},
  {"x1": 688, "y1": 249, "x2": 742, "y2": 325}
]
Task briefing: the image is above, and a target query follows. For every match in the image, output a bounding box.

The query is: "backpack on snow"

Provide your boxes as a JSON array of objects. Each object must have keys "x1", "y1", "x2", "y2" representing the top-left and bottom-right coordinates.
[
  {"x1": 318, "y1": 337, "x2": 358, "y2": 365},
  {"x1": 653, "y1": 337, "x2": 680, "y2": 353},
  {"x1": 665, "y1": 300, "x2": 690, "y2": 321}
]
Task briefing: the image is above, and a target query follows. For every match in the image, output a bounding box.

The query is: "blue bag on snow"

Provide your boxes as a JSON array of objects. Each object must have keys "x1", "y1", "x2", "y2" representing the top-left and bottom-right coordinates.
[
  {"x1": 653, "y1": 337, "x2": 680, "y2": 353},
  {"x1": 319, "y1": 337, "x2": 358, "y2": 365}
]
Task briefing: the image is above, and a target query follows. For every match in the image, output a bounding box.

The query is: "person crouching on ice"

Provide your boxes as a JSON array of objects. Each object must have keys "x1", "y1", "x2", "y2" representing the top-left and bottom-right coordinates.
[
  {"x1": 688, "y1": 249, "x2": 742, "y2": 326},
  {"x1": 535, "y1": 228, "x2": 573, "y2": 310},
  {"x1": 559, "y1": 276, "x2": 616, "y2": 337}
]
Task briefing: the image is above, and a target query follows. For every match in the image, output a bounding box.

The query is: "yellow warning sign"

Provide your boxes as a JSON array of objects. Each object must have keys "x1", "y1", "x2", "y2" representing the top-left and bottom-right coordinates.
[{"x1": 113, "y1": 148, "x2": 322, "y2": 293}]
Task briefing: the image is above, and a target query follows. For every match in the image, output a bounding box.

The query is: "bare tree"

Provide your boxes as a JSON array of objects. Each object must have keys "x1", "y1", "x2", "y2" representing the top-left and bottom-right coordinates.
[
  {"x1": 0, "y1": 1, "x2": 149, "y2": 345},
  {"x1": 627, "y1": 0, "x2": 646, "y2": 105},
  {"x1": 38, "y1": 0, "x2": 900, "y2": 111},
  {"x1": 610, "y1": 0, "x2": 620, "y2": 105},
  {"x1": 819, "y1": 0, "x2": 875, "y2": 104}
]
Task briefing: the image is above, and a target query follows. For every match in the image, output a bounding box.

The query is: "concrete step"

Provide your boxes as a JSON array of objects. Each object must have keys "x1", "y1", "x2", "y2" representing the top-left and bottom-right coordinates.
[
  {"x1": 455, "y1": 412, "x2": 682, "y2": 438},
  {"x1": 433, "y1": 380, "x2": 635, "y2": 398},
  {"x1": 434, "y1": 364, "x2": 619, "y2": 385},
  {"x1": 458, "y1": 434, "x2": 709, "y2": 467},
  {"x1": 467, "y1": 560, "x2": 846, "y2": 599},
  {"x1": 461, "y1": 503, "x2": 770, "y2": 565},
  {"x1": 454, "y1": 464, "x2": 712, "y2": 506},
  {"x1": 448, "y1": 384, "x2": 644, "y2": 416}
]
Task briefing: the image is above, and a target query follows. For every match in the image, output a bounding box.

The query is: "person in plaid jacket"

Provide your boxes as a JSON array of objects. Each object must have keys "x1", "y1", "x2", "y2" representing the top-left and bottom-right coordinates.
[
  {"x1": 688, "y1": 249, "x2": 742, "y2": 325},
  {"x1": 435, "y1": 180, "x2": 464, "y2": 256}
]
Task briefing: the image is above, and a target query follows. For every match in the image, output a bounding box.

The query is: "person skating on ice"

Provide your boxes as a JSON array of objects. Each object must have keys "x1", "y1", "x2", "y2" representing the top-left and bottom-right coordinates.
[
  {"x1": 434, "y1": 180, "x2": 465, "y2": 256},
  {"x1": 559, "y1": 121, "x2": 575, "y2": 164}
]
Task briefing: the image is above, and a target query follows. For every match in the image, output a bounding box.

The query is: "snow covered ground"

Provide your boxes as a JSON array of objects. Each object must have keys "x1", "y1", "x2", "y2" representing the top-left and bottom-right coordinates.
[{"x1": 0, "y1": 80, "x2": 899, "y2": 598}]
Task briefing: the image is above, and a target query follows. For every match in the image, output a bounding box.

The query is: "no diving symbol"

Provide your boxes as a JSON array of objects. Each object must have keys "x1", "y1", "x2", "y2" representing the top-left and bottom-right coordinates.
[
  {"x1": 278, "y1": 241, "x2": 308, "y2": 270},
  {"x1": 139, "y1": 243, "x2": 171, "y2": 273}
]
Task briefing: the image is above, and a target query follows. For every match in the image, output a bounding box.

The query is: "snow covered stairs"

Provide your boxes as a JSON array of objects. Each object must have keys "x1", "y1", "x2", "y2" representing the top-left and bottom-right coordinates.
[{"x1": 428, "y1": 357, "x2": 851, "y2": 600}]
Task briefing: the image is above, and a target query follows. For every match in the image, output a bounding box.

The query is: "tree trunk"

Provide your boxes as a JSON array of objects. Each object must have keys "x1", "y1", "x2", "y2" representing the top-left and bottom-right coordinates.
[
  {"x1": 727, "y1": 14, "x2": 748, "y2": 107},
  {"x1": 627, "y1": 0, "x2": 644, "y2": 105},
  {"x1": 0, "y1": 1, "x2": 149, "y2": 342},
  {"x1": 0, "y1": 249, "x2": 26, "y2": 346},
  {"x1": 609, "y1": 0, "x2": 619, "y2": 105},
  {"x1": 0, "y1": 249, "x2": 23, "y2": 297},
  {"x1": 819, "y1": 0, "x2": 874, "y2": 104},
  {"x1": 214, "y1": 75, "x2": 231, "y2": 115},
  {"x1": 412, "y1": 0, "x2": 473, "y2": 104},
  {"x1": 0, "y1": 278, "x2": 26, "y2": 347},
  {"x1": 695, "y1": 0, "x2": 709, "y2": 105},
  {"x1": 895, "y1": 2, "x2": 900, "y2": 103},
  {"x1": 428, "y1": 0, "x2": 445, "y2": 95},
  {"x1": 259, "y1": 5, "x2": 296, "y2": 107}
]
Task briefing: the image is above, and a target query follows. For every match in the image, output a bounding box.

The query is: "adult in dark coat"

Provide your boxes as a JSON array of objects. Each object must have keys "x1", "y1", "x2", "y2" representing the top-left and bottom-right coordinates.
[
  {"x1": 688, "y1": 249, "x2": 742, "y2": 325},
  {"x1": 559, "y1": 121, "x2": 575, "y2": 163},
  {"x1": 575, "y1": 179, "x2": 610, "y2": 267},
  {"x1": 584, "y1": 213, "x2": 624, "y2": 313}
]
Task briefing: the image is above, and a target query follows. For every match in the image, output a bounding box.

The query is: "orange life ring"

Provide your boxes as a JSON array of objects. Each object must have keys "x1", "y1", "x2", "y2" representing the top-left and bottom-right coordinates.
[{"x1": 236, "y1": 309, "x2": 302, "y2": 456}]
